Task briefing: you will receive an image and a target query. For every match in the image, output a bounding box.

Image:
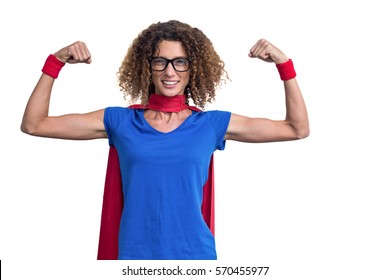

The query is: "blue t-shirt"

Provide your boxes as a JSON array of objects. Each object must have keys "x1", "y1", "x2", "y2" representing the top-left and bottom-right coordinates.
[{"x1": 104, "y1": 107, "x2": 231, "y2": 260}]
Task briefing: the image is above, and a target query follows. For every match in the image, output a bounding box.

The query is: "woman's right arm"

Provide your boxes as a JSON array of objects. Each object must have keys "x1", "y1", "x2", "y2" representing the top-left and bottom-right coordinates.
[{"x1": 21, "y1": 41, "x2": 107, "y2": 140}]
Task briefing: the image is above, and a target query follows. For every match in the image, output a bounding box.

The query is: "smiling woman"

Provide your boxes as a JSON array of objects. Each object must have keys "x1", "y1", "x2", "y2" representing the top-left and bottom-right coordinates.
[
  {"x1": 149, "y1": 41, "x2": 191, "y2": 98},
  {"x1": 20, "y1": 19, "x2": 309, "y2": 260},
  {"x1": 117, "y1": 20, "x2": 228, "y2": 109}
]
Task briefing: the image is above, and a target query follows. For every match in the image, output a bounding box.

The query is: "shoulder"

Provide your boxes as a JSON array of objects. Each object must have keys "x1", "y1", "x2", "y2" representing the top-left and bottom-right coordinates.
[
  {"x1": 200, "y1": 110, "x2": 232, "y2": 134},
  {"x1": 104, "y1": 106, "x2": 136, "y2": 126},
  {"x1": 105, "y1": 106, "x2": 132, "y2": 114},
  {"x1": 104, "y1": 106, "x2": 141, "y2": 117},
  {"x1": 203, "y1": 110, "x2": 232, "y2": 122}
]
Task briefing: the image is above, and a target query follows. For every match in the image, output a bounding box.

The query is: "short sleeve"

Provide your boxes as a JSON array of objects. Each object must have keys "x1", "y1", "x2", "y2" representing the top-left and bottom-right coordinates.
[
  {"x1": 104, "y1": 107, "x2": 130, "y2": 146},
  {"x1": 206, "y1": 110, "x2": 232, "y2": 150}
]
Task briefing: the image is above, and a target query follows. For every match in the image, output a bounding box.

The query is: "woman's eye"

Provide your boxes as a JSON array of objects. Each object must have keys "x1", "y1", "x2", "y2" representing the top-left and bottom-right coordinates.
[
  {"x1": 175, "y1": 59, "x2": 186, "y2": 65},
  {"x1": 154, "y1": 59, "x2": 165, "y2": 65}
]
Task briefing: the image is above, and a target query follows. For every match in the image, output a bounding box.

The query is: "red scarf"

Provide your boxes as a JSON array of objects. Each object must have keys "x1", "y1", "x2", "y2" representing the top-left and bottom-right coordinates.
[{"x1": 97, "y1": 94, "x2": 215, "y2": 260}]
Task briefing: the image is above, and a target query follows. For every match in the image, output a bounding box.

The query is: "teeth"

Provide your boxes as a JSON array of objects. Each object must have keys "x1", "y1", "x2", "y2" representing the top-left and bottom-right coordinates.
[{"x1": 163, "y1": 81, "x2": 178, "y2": 85}]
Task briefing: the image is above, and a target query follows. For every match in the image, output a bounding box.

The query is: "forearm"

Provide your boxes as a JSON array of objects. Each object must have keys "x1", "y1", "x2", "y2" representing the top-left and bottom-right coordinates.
[
  {"x1": 21, "y1": 74, "x2": 55, "y2": 135},
  {"x1": 284, "y1": 78, "x2": 309, "y2": 138}
]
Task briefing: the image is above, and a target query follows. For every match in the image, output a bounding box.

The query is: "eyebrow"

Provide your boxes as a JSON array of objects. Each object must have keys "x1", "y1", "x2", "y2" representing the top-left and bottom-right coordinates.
[{"x1": 152, "y1": 56, "x2": 189, "y2": 59}]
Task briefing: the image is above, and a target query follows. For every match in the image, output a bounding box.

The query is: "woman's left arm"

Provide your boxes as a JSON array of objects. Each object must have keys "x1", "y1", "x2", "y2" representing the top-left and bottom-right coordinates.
[{"x1": 225, "y1": 39, "x2": 309, "y2": 143}]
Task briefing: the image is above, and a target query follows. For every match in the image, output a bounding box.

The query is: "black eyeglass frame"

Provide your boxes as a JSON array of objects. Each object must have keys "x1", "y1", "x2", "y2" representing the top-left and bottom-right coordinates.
[{"x1": 148, "y1": 57, "x2": 192, "y2": 72}]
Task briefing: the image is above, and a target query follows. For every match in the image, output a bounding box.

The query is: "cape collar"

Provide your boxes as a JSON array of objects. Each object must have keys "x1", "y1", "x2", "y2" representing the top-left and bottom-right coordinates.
[{"x1": 144, "y1": 94, "x2": 189, "y2": 112}]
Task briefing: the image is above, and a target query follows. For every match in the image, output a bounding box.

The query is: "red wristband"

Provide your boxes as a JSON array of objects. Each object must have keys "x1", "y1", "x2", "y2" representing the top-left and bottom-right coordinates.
[
  {"x1": 276, "y1": 59, "x2": 296, "y2": 81},
  {"x1": 42, "y1": 54, "x2": 65, "y2": 79}
]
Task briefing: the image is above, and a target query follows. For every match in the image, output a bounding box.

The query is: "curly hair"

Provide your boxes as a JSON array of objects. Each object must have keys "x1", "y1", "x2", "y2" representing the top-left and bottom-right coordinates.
[{"x1": 117, "y1": 20, "x2": 229, "y2": 109}]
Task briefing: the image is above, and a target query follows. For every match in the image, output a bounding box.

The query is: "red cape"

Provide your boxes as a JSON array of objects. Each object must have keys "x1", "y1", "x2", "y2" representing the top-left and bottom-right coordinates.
[{"x1": 97, "y1": 106, "x2": 215, "y2": 260}]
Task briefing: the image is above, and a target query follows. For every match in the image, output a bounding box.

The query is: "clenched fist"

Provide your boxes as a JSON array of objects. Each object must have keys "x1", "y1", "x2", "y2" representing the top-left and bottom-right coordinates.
[
  {"x1": 54, "y1": 41, "x2": 92, "y2": 64},
  {"x1": 249, "y1": 39, "x2": 289, "y2": 64}
]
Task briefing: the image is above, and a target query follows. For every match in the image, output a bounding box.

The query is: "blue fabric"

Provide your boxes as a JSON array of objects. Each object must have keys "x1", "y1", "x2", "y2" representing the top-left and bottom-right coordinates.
[{"x1": 104, "y1": 107, "x2": 231, "y2": 260}]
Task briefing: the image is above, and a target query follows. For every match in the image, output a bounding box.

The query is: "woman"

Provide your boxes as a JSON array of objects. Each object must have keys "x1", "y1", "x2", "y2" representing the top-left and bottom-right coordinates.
[{"x1": 21, "y1": 20, "x2": 309, "y2": 260}]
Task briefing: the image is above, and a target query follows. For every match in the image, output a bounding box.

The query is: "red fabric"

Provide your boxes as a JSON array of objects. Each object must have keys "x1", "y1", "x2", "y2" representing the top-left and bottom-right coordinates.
[
  {"x1": 132, "y1": 94, "x2": 189, "y2": 112},
  {"x1": 97, "y1": 97, "x2": 215, "y2": 260},
  {"x1": 97, "y1": 146, "x2": 124, "y2": 260},
  {"x1": 276, "y1": 59, "x2": 296, "y2": 81},
  {"x1": 42, "y1": 54, "x2": 65, "y2": 79}
]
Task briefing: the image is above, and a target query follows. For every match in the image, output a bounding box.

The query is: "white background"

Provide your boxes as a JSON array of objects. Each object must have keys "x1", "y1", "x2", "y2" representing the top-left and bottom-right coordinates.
[{"x1": 1, "y1": 0, "x2": 389, "y2": 279}]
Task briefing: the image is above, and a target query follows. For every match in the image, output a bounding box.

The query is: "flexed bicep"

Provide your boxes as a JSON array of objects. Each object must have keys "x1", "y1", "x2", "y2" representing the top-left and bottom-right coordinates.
[
  {"x1": 225, "y1": 113, "x2": 303, "y2": 143},
  {"x1": 21, "y1": 41, "x2": 103, "y2": 140}
]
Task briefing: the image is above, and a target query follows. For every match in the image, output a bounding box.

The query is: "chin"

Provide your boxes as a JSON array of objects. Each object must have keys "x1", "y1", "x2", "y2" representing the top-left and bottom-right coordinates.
[{"x1": 157, "y1": 91, "x2": 184, "y2": 97}]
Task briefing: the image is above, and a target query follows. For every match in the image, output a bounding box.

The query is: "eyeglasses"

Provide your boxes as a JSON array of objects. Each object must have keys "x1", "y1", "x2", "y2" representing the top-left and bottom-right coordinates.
[{"x1": 149, "y1": 57, "x2": 191, "y2": 72}]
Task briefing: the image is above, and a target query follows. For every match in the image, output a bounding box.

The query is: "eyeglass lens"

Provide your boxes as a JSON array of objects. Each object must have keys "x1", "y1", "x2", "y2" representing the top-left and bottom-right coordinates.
[{"x1": 150, "y1": 57, "x2": 190, "y2": 72}]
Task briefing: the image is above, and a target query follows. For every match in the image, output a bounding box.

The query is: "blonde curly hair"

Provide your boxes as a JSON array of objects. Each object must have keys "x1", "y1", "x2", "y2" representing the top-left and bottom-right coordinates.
[{"x1": 117, "y1": 20, "x2": 228, "y2": 109}]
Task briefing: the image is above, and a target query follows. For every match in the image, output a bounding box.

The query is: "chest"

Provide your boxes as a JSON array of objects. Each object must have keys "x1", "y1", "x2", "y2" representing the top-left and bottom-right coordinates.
[
  {"x1": 114, "y1": 116, "x2": 216, "y2": 168},
  {"x1": 143, "y1": 110, "x2": 191, "y2": 133},
  {"x1": 143, "y1": 117, "x2": 185, "y2": 133}
]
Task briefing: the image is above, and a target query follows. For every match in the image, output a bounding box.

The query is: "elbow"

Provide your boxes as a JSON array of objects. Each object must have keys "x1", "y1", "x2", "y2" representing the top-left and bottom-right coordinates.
[
  {"x1": 21, "y1": 116, "x2": 51, "y2": 137},
  {"x1": 295, "y1": 124, "x2": 310, "y2": 139},
  {"x1": 297, "y1": 129, "x2": 310, "y2": 139},
  {"x1": 20, "y1": 122, "x2": 38, "y2": 136},
  {"x1": 288, "y1": 119, "x2": 310, "y2": 140},
  {"x1": 20, "y1": 123, "x2": 31, "y2": 135},
  {"x1": 20, "y1": 115, "x2": 31, "y2": 135}
]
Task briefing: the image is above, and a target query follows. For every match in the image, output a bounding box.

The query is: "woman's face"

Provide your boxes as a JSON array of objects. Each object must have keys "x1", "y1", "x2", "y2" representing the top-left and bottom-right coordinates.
[{"x1": 151, "y1": 40, "x2": 190, "y2": 97}]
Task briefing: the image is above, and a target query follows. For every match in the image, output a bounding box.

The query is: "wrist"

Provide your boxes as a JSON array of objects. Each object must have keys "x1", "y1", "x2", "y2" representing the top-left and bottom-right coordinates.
[
  {"x1": 276, "y1": 59, "x2": 296, "y2": 81},
  {"x1": 42, "y1": 54, "x2": 65, "y2": 79}
]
